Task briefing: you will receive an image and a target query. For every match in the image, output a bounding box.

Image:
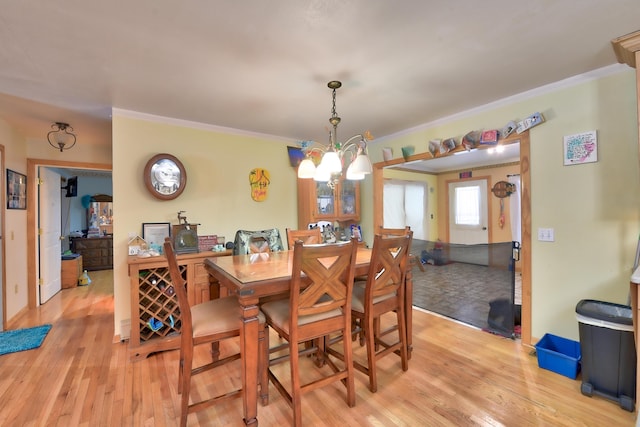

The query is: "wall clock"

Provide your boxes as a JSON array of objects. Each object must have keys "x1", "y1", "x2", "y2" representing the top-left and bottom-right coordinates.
[{"x1": 143, "y1": 153, "x2": 187, "y2": 200}]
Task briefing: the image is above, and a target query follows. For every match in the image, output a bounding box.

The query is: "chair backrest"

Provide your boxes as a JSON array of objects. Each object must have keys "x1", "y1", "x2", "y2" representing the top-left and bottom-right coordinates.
[
  {"x1": 233, "y1": 229, "x2": 284, "y2": 255},
  {"x1": 164, "y1": 237, "x2": 193, "y2": 346},
  {"x1": 286, "y1": 227, "x2": 323, "y2": 249},
  {"x1": 378, "y1": 226, "x2": 411, "y2": 237},
  {"x1": 290, "y1": 238, "x2": 358, "y2": 323},
  {"x1": 365, "y1": 232, "x2": 413, "y2": 302}
]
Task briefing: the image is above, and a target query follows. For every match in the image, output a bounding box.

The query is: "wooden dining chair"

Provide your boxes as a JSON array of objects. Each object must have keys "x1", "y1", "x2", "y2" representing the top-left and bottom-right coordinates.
[
  {"x1": 330, "y1": 232, "x2": 412, "y2": 393},
  {"x1": 285, "y1": 227, "x2": 322, "y2": 249},
  {"x1": 163, "y1": 238, "x2": 269, "y2": 427},
  {"x1": 260, "y1": 238, "x2": 358, "y2": 427}
]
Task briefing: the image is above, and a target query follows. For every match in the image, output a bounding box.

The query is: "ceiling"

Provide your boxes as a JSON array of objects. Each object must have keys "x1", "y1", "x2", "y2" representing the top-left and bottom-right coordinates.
[{"x1": 0, "y1": 2, "x2": 638, "y2": 167}]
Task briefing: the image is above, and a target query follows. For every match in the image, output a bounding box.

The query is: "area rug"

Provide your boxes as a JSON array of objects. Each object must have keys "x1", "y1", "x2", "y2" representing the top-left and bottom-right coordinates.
[{"x1": 0, "y1": 324, "x2": 52, "y2": 356}]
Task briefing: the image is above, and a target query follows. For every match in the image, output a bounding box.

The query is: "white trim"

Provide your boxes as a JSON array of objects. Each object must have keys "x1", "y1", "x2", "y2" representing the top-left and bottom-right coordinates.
[
  {"x1": 111, "y1": 107, "x2": 296, "y2": 143},
  {"x1": 374, "y1": 64, "x2": 631, "y2": 143}
]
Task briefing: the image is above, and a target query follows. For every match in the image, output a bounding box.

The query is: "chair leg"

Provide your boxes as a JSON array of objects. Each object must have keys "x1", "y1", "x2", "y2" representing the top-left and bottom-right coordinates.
[
  {"x1": 364, "y1": 314, "x2": 379, "y2": 393},
  {"x1": 342, "y1": 322, "x2": 356, "y2": 407},
  {"x1": 290, "y1": 339, "x2": 303, "y2": 427},
  {"x1": 179, "y1": 354, "x2": 193, "y2": 427},
  {"x1": 397, "y1": 306, "x2": 409, "y2": 372}
]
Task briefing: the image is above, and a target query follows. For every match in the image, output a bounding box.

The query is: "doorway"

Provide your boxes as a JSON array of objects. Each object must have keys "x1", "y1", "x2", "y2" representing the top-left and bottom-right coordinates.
[
  {"x1": 26, "y1": 159, "x2": 112, "y2": 309},
  {"x1": 372, "y1": 132, "x2": 531, "y2": 345}
]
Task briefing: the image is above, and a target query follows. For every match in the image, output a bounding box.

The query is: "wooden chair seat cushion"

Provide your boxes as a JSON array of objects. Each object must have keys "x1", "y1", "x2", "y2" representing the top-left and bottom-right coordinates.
[
  {"x1": 261, "y1": 298, "x2": 342, "y2": 335},
  {"x1": 191, "y1": 297, "x2": 265, "y2": 338},
  {"x1": 350, "y1": 282, "x2": 396, "y2": 313}
]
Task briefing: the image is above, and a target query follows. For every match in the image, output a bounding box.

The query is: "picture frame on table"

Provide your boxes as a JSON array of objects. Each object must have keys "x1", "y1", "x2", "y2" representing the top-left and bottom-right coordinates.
[
  {"x1": 7, "y1": 169, "x2": 26, "y2": 210},
  {"x1": 142, "y1": 222, "x2": 171, "y2": 253}
]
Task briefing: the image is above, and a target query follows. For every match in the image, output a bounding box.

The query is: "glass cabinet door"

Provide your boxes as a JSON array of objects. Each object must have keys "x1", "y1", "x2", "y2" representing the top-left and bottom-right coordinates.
[
  {"x1": 339, "y1": 180, "x2": 357, "y2": 216},
  {"x1": 315, "y1": 182, "x2": 334, "y2": 216}
]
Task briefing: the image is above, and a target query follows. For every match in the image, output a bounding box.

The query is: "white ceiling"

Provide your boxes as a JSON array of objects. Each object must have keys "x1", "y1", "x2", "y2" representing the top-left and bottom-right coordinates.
[{"x1": 0, "y1": 1, "x2": 638, "y2": 163}]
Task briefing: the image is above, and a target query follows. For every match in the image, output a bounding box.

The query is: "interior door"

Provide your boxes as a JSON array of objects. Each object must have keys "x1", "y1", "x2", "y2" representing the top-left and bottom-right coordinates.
[
  {"x1": 39, "y1": 167, "x2": 62, "y2": 303},
  {"x1": 448, "y1": 179, "x2": 488, "y2": 245}
]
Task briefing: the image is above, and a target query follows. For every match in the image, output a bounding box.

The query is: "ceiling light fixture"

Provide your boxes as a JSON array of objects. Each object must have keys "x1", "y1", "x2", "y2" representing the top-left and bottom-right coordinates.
[
  {"x1": 297, "y1": 81, "x2": 373, "y2": 189},
  {"x1": 47, "y1": 122, "x2": 77, "y2": 152}
]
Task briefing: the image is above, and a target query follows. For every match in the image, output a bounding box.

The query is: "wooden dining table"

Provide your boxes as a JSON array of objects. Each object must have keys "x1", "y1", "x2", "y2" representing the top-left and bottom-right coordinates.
[{"x1": 204, "y1": 246, "x2": 414, "y2": 426}]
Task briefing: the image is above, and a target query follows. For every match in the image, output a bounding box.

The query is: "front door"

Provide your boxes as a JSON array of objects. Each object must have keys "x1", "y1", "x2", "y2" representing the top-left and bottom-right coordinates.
[
  {"x1": 448, "y1": 179, "x2": 489, "y2": 245},
  {"x1": 38, "y1": 167, "x2": 62, "y2": 303}
]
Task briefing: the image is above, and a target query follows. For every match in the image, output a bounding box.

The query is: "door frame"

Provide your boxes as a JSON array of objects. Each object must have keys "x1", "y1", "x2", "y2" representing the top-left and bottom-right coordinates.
[
  {"x1": 0, "y1": 144, "x2": 5, "y2": 330},
  {"x1": 26, "y1": 158, "x2": 111, "y2": 309},
  {"x1": 372, "y1": 130, "x2": 531, "y2": 345}
]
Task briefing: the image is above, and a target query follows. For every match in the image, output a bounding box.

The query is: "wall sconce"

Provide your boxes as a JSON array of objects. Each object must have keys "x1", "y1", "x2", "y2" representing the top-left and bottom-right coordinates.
[{"x1": 47, "y1": 122, "x2": 77, "y2": 152}]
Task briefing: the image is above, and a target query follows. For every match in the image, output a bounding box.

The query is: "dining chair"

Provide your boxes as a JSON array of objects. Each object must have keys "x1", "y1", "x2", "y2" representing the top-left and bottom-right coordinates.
[
  {"x1": 330, "y1": 231, "x2": 413, "y2": 393},
  {"x1": 260, "y1": 238, "x2": 358, "y2": 427},
  {"x1": 232, "y1": 228, "x2": 285, "y2": 255},
  {"x1": 163, "y1": 238, "x2": 270, "y2": 427},
  {"x1": 285, "y1": 227, "x2": 322, "y2": 249},
  {"x1": 379, "y1": 226, "x2": 423, "y2": 271}
]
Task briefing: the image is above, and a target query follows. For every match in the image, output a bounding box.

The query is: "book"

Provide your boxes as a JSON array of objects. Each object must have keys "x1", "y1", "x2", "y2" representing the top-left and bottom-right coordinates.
[{"x1": 480, "y1": 130, "x2": 499, "y2": 144}]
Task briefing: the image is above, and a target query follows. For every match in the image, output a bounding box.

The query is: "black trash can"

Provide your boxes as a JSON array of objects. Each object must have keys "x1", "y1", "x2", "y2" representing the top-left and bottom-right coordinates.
[{"x1": 575, "y1": 299, "x2": 636, "y2": 411}]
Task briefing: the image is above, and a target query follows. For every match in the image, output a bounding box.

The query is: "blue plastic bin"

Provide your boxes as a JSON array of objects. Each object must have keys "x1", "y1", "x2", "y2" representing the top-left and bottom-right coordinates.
[{"x1": 535, "y1": 333, "x2": 581, "y2": 379}]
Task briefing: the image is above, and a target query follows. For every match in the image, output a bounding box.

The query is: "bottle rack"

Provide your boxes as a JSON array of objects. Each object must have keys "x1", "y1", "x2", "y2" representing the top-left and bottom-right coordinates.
[
  {"x1": 137, "y1": 266, "x2": 184, "y2": 342},
  {"x1": 127, "y1": 250, "x2": 232, "y2": 361}
]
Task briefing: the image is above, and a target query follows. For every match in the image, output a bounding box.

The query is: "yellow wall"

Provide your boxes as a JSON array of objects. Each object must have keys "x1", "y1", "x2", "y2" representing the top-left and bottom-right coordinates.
[
  {"x1": 366, "y1": 68, "x2": 640, "y2": 340},
  {"x1": 0, "y1": 120, "x2": 28, "y2": 321},
  {"x1": 111, "y1": 113, "x2": 298, "y2": 336}
]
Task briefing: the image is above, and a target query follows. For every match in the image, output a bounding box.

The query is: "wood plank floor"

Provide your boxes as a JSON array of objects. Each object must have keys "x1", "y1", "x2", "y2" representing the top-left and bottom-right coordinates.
[{"x1": 1, "y1": 270, "x2": 636, "y2": 426}]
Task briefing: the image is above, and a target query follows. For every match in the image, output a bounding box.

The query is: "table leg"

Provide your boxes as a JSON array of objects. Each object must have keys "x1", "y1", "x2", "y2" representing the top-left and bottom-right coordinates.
[{"x1": 239, "y1": 296, "x2": 260, "y2": 427}]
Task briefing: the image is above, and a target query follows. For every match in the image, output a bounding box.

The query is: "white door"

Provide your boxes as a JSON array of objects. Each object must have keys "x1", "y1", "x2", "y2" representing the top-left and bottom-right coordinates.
[
  {"x1": 39, "y1": 167, "x2": 62, "y2": 304},
  {"x1": 383, "y1": 180, "x2": 427, "y2": 240},
  {"x1": 448, "y1": 179, "x2": 488, "y2": 245}
]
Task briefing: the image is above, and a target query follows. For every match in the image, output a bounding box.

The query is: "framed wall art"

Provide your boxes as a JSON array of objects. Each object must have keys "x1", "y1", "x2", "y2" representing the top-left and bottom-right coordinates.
[
  {"x1": 142, "y1": 222, "x2": 171, "y2": 253},
  {"x1": 7, "y1": 169, "x2": 27, "y2": 210},
  {"x1": 563, "y1": 130, "x2": 598, "y2": 166}
]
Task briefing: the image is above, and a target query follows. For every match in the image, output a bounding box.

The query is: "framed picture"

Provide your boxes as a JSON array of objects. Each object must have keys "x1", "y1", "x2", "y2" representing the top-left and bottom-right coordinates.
[
  {"x1": 142, "y1": 222, "x2": 171, "y2": 252},
  {"x1": 563, "y1": 130, "x2": 597, "y2": 166},
  {"x1": 7, "y1": 169, "x2": 27, "y2": 210}
]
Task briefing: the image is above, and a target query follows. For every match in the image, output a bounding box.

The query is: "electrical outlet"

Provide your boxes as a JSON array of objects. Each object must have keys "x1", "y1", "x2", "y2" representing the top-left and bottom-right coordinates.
[{"x1": 537, "y1": 227, "x2": 555, "y2": 242}]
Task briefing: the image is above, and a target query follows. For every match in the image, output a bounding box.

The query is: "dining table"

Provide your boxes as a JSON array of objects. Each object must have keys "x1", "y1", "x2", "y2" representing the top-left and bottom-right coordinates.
[{"x1": 204, "y1": 246, "x2": 414, "y2": 426}]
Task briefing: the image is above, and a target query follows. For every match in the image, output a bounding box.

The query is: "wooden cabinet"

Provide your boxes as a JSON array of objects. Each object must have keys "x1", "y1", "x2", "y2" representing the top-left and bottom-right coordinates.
[
  {"x1": 70, "y1": 236, "x2": 113, "y2": 270},
  {"x1": 297, "y1": 177, "x2": 360, "y2": 229},
  {"x1": 61, "y1": 255, "x2": 82, "y2": 288},
  {"x1": 127, "y1": 250, "x2": 231, "y2": 361}
]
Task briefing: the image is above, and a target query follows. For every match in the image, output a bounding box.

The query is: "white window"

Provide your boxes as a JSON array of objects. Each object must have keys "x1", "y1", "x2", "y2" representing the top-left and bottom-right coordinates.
[{"x1": 383, "y1": 180, "x2": 427, "y2": 240}]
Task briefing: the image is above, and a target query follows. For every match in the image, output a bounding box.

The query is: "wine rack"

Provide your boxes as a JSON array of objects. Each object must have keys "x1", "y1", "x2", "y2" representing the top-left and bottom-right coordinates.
[
  {"x1": 127, "y1": 250, "x2": 231, "y2": 361},
  {"x1": 137, "y1": 266, "x2": 184, "y2": 342}
]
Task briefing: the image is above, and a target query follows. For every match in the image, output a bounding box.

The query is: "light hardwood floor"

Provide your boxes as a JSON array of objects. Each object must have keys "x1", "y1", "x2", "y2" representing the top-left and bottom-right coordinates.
[{"x1": 2, "y1": 270, "x2": 636, "y2": 426}]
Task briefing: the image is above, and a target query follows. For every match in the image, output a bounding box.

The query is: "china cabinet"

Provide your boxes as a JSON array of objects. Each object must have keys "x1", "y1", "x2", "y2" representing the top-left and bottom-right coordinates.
[{"x1": 296, "y1": 177, "x2": 360, "y2": 229}]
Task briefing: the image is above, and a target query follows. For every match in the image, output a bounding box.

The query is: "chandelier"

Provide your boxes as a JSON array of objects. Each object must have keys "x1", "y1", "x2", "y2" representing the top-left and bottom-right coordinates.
[
  {"x1": 47, "y1": 122, "x2": 77, "y2": 152},
  {"x1": 297, "y1": 81, "x2": 373, "y2": 189}
]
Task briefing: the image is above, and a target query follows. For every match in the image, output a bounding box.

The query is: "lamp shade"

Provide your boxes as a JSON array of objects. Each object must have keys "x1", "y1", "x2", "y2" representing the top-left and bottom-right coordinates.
[
  {"x1": 297, "y1": 158, "x2": 316, "y2": 178},
  {"x1": 349, "y1": 152, "x2": 373, "y2": 175},
  {"x1": 320, "y1": 151, "x2": 342, "y2": 174},
  {"x1": 346, "y1": 162, "x2": 365, "y2": 180},
  {"x1": 313, "y1": 162, "x2": 331, "y2": 182}
]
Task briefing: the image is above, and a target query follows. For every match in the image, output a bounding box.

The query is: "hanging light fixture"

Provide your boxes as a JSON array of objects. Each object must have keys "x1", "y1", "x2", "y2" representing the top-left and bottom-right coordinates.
[
  {"x1": 297, "y1": 81, "x2": 373, "y2": 189},
  {"x1": 47, "y1": 122, "x2": 77, "y2": 152}
]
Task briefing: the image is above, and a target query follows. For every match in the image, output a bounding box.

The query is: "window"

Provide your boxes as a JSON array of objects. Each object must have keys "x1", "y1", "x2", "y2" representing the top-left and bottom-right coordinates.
[
  {"x1": 454, "y1": 186, "x2": 480, "y2": 225},
  {"x1": 383, "y1": 180, "x2": 426, "y2": 240}
]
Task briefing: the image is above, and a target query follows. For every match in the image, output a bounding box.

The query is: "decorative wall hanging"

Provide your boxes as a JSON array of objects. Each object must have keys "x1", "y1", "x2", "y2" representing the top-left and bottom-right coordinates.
[
  {"x1": 7, "y1": 169, "x2": 26, "y2": 209},
  {"x1": 563, "y1": 130, "x2": 597, "y2": 166},
  {"x1": 491, "y1": 180, "x2": 516, "y2": 229},
  {"x1": 249, "y1": 168, "x2": 270, "y2": 201}
]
